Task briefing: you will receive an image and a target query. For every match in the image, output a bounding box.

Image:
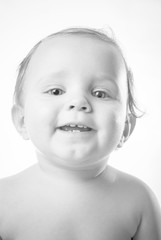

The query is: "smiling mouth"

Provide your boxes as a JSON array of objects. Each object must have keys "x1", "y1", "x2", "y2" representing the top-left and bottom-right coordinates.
[{"x1": 58, "y1": 124, "x2": 93, "y2": 132}]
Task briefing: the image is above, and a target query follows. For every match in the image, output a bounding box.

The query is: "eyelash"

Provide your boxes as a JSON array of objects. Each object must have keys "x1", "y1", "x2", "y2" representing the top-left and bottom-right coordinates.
[
  {"x1": 45, "y1": 88, "x2": 112, "y2": 99},
  {"x1": 91, "y1": 89, "x2": 111, "y2": 99},
  {"x1": 46, "y1": 88, "x2": 65, "y2": 96}
]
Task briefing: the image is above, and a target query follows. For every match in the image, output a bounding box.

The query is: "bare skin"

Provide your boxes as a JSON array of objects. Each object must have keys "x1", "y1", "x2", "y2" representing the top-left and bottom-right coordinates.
[
  {"x1": 0, "y1": 164, "x2": 160, "y2": 240},
  {"x1": 1, "y1": 35, "x2": 160, "y2": 239}
]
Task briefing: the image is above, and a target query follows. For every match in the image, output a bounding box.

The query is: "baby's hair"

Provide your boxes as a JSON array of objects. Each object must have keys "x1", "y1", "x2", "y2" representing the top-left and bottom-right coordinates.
[{"x1": 13, "y1": 27, "x2": 142, "y2": 118}]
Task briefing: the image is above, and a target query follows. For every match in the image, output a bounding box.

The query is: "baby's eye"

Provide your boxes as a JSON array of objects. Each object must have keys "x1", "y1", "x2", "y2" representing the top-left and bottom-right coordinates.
[
  {"x1": 46, "y1": 88, "x2": 65, "y2": 96},
  {"x1": 92, "y1": 89, "x2": 111, "y2": 99}
]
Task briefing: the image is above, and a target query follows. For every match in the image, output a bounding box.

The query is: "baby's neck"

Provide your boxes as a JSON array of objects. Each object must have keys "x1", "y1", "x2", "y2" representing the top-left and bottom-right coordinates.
[{"x1": 37, "y1": 152, "x2": 108, "y2": 183}]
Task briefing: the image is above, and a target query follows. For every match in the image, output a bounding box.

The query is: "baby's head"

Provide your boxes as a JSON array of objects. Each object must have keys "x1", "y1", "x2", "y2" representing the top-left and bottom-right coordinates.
[
  {"x1": 14, "y1": 28, "x2": 138, "y2": 117},
  {"x1": 12, "y1": 27, "x2": 140, "y2": 169}
]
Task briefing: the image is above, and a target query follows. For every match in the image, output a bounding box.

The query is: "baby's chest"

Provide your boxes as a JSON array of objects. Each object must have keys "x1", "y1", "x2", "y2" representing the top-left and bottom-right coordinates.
[{"x1": 1, "y1": 194, "x2": 138, "y2": 240}]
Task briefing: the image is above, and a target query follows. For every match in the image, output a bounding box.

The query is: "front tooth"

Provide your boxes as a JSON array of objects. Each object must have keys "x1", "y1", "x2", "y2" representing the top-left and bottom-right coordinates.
[
  {"x1": 67, "y1": 124, "x2": 89, "y2": 129},
  {"x1": 69, "y1": 124, "x2": 76, "y2": 127},
  {"x1": 77, "y1": 124, "x2": 84, "y2": 128}
]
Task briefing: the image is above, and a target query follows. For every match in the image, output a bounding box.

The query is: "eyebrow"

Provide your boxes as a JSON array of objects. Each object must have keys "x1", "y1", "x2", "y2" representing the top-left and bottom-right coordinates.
[
  {"x1": 94, "y1": 73, "x2": 117, "y2": 82},
  {"x1": 39, "y1": 70, "x2": 68, "y2": 84},
  {"x1": 92, "y1": 73, "x2": 120, "y2": 90}
]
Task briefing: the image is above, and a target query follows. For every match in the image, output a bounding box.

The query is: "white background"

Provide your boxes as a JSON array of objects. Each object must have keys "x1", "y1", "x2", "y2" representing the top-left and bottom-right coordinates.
[{"x1": 0, "y1": 0, "x2": 161, "y2": 203}]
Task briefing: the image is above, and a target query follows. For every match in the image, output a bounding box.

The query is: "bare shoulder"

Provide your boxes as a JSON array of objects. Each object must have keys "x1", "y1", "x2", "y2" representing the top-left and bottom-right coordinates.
[
  {"x1": 109, "y1": 166, "x2": 161, "y2": 211},
  {"x1": 107, "y1": 166, "x2": 161, "y2": 240},
  {"x1": 0, "y1": 174, "x2": 19, "y2": 238},
  {"x1": 108, "y1": 166, "x2": 158, "y2": 195},
  {"x1": 0, "y1": 165, "x2": 40, "y2": 239},
  {"x1": 0, "y1": 164, "x2": 39, "y2": 205}
]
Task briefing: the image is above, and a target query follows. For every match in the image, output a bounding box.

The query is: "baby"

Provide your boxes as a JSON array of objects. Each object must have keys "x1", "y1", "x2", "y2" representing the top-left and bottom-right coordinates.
[{"x1": 0, "y1": 27, "x2": 161, "y2": 240}]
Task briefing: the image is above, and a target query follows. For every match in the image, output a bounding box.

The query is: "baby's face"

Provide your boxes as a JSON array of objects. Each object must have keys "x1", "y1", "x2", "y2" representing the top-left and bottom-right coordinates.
[{"x1": 23, "y1": 35, "x2": 128, "y2": 168}]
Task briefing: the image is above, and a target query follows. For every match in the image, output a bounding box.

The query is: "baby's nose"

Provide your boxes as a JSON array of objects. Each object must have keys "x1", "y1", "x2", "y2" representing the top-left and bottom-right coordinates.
[{"x1": 66, "y1": 97, "x2": 92, "y2": 112}]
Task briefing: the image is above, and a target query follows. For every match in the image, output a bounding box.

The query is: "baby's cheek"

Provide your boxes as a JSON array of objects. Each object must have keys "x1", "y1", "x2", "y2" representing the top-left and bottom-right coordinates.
[
  {"x1": 103, "y1": 112, "x2": 125, "y2": 147},
  {"x1": 24, "y1": 105, "x2": 48, "y2": 138},
  {"x1": 114, "y1": 113, "x2": 126, "y2": 133}
]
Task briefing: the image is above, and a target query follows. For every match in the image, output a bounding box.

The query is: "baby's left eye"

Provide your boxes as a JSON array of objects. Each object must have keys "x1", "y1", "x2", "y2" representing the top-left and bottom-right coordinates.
[
  {"x1": 92, "y1": 89, "x2": 111, "y2": 99},
  {"x1": 46, "y1": 88, "x2": 65, "y2": 96}
]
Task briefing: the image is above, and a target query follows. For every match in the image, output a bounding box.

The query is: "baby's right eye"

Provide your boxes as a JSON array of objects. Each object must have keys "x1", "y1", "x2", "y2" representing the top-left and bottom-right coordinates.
[{"x1": 46, "y1": 88, "x2": 65, "y2": 96}]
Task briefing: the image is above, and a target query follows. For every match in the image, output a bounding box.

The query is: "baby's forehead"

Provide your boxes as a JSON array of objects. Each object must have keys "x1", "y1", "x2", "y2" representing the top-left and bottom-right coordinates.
[
  {"x1": 36, "y1": 34, "x2": 122, "y2": 58},
  {"x1": 28, "y1": 34, "x2": 126, "y2": 76}
]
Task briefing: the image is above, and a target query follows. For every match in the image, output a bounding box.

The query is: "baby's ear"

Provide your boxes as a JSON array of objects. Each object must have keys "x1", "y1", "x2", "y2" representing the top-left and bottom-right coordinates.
[
  {"x1": 11, "y1": 105, "x2": 29, "y2": 140},
  {"x1": 123, "y1": 114, "x2": 136, "y2": 142},
  {"x1": 117, "y1": 114, "x2": 136, "y2": 148}
]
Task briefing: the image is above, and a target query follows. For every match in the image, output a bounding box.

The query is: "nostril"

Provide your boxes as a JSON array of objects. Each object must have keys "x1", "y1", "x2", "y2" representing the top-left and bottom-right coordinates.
[
  {"x1": 69, "y1": 105, "x2": 87, "y2": 110},
  {"x1": 67, "y1": 100, "x2": 91, "y2": 112},
  {"x1": 69, "y1": 105, "x2": 75, "y2": 109}
]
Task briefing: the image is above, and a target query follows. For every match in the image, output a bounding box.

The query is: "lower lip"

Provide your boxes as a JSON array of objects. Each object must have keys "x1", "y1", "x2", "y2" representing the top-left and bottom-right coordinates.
[{"x1": 57, "y1": 129, "x2": 95, "y2": 135}]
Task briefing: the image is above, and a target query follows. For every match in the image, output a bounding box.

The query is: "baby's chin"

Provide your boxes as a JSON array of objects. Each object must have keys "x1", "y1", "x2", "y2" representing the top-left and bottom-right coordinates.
[
  {"x1": 36, "y1": 147, "x2": 109, "y2": 180},
  {"x1": 51, "y1": 148, "x2": 109, "y2": 171},
  {"x1": 51, "y1": 150, "x2": 98, "y2": 168}
]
